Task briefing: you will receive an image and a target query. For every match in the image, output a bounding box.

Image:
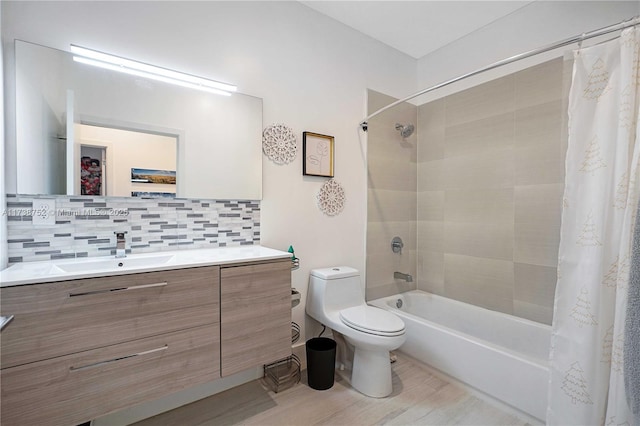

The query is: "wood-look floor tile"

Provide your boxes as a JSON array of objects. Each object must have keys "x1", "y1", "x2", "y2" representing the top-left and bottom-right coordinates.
[{"x1": 133, "y1": 352, "x2": 533, "y2": 426}]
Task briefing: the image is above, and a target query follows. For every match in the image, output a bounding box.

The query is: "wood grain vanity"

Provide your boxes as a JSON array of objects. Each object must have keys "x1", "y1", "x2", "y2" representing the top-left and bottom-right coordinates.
[{"x1": 0, "y1": 252, "x2": 291, "y2": 426}]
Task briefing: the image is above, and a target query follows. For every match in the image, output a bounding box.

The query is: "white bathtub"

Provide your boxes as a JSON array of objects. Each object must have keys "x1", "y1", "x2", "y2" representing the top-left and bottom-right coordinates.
[{"x1": 369, "y1": 290, "x2": 551, "y2": 421}]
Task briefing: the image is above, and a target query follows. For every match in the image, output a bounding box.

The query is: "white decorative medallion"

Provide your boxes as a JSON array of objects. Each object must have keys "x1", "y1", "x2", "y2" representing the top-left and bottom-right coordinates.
[
  {"x1": 262, "y1": 123, "x2": 297, "y2": 164},
  {"x1": 317, "y1": 179, "x2": 345, "y2": 216}
]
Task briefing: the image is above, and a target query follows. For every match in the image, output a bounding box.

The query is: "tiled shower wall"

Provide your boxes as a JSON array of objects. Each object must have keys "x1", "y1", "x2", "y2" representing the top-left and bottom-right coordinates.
[
  {"x1": 416, "y1": 58, "x2": 571, "y2": 325},
  {"x1": 6, "y1": 194, "x2": 260, "y2": 264},
  {"x1": 366, "y1": 89, "x2": 417, "y2": 301}
]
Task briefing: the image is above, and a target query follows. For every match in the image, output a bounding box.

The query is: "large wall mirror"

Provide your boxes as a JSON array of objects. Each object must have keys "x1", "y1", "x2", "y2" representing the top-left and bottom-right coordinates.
[{"x1": 12, "y1": 40, "x2": 262, "y2": 200}]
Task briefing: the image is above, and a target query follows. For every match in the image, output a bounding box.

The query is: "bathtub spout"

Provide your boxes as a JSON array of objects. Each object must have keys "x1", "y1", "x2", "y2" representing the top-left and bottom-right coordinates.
[{"x1": 394, "y1": 271, "x2": 413, "y2": 282}]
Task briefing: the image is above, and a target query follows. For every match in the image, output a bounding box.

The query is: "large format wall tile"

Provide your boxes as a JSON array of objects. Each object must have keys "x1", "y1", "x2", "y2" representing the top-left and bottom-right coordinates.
[
  {"x1": 366, "y1": 279, "x2": 416, "y2": 301},
  {"x1": 417, "y1": 98, "x2": 445, "y2": 162},
  {"x1": 514, "y1": 262, "x2": 557, "y2": 311},
  {"x1": 515, "y1": 57, "x2": 564, "y2": 109},
  {"x1": 413, "y1": 58, "x2": 566, "y2": 324},
  {"x1": 367, "y1": 124, "x2": 417, "y2": 163},
  {"x1": 514, "y1": 300, "x2": 554, "y2": 325},
  {"x1": 445, "y1": 76, "x2": 515, "y2": 126},
  {"x1": 444, "y1": 112, "x2": 514, "y2": 159},
  {"x1": 368, "y1": 155, "x2": 417, "y2": 192},
  {"x1": 368, "y1": 189, "x2": 417, "y2": 223},
  {"x1": 367, "y1": 90, "x2": 418, "y2": 163},
  {"x1": 444, "y1": 188, "x2": 513, "y2": 224},
  {"x1": 417, "y1": 250, "x2": 444, "y2": 296},
  {"x1": 417, "y1": 159, "x2": 444, "y2": 191},
  {"x1": 514, "y1": 100, "x2": 564, "y2": 186},
  {"x1": 443, "y1": 146, "x2": 514, "y2": 190},
  {"x1": 417, "y1": 191, "x2": 444, "y2": 222},
  {"x1": 514, "y1": 183, "x2": 563, "y2": 267},
  {"x1": 367, "y1": 221, "x2": 416, "y2": 256},
  {"x1": 366, "y1": 89, "x2": 417, "y2": 300},
  {"x1": 417, "y1": 220, "x2": 444, "y2": 253},
  {"x1": 444, "y1": 221, "x2": 513, "y2": 261},
  {"x1": 366, "y1": 250, "x2": 417, "y2": 297},
  {"x1": 444, "y1": 253, "x2": 514, "y2": 315}
]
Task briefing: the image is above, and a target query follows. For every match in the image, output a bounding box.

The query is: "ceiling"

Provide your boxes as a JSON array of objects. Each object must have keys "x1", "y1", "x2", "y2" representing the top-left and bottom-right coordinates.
[{"x1": 300, "y1": 1, "x2": 534, "y2": 59}]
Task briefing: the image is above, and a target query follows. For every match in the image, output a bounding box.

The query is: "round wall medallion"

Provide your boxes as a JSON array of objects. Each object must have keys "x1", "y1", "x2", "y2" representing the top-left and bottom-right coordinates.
[
  {"x1": 317, "y1": 179, "x2": 345, "y2": 216},
  {"x1": 262, "y1": 123, "x2": 297, "y2": 164}
]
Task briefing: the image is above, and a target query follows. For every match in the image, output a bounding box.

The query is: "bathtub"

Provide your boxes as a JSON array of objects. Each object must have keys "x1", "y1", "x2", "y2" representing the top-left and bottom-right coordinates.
[{"x1": 370, "y1": 290, "x2": 551, "y2": 421}]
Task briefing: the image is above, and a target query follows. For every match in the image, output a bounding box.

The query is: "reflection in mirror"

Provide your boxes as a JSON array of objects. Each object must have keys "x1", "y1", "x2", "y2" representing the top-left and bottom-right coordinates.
[
  {"x1": 76, "y1": 124, "x2": 177, "y2": 197},
  {"x1": 13, "y1": 40, "x2": 262, "y2": 200}
]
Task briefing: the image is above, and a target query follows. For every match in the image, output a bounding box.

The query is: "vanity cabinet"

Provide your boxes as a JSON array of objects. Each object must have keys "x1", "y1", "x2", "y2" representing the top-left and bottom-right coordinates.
[
  {"x1": 0, "y1": 266, "x2": 220, "y2": 369},
  {"x1": 0, "y1": 258, "x2": 292, "y2": 426},
  {"x1": 0, "y1": 266, "x2": 221, "y2": 426},
  {"x1": 1, "y1": 325, "x2": 217, "y2": 426},
  {"x1": 221, "y1": 259, "x2": 292, "y2": 376}
]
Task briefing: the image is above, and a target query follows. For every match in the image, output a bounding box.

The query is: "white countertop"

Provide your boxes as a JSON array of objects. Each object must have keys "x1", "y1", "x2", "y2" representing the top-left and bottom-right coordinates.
[{"x1": 0, "y1": 245, "x2": 291, "y2": 287}]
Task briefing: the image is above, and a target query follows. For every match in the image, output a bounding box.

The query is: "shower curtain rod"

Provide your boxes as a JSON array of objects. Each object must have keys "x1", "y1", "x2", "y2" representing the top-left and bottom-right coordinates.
[{"x1": 359, "y1": 15, "x2": 640, "y2": 131}]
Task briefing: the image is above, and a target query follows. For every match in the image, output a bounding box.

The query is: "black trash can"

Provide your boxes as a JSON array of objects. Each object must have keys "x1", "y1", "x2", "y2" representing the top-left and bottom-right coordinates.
[{"x1": 305, "y1": 337, "x2": 336, "y2": 390}]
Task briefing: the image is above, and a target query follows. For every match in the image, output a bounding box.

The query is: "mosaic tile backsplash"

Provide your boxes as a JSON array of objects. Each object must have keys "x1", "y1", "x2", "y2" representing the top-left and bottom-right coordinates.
[{"x1": 6, "y1": 194, "x2": 260, "y2": 264}]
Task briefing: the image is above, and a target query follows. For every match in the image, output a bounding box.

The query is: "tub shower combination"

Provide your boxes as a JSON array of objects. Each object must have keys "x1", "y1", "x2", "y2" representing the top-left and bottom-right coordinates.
[
  {"x1": 358, "y1": 16, "x2": 640, "y2": 424},
  {"x1": 370, "y1": 290, "x2": 551, "y2": 421}
]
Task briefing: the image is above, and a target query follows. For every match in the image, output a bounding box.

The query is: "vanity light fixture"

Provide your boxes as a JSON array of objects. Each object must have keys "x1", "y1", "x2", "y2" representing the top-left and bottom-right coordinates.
[{"x1": 70, "y1": 44, "x2": 236, "y2": 96}]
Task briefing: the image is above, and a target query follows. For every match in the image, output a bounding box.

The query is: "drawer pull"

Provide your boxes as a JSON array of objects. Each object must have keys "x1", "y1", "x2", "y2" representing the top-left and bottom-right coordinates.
[
  {"x1": 0, "y1": 315, "x2": 14, "y2": 331},
  {"x1": 70, "y1": 345, "x2": 169, "y2": 371},
  {"x1": 69, "y1": 282, "x2": 168, "y2": 297}
]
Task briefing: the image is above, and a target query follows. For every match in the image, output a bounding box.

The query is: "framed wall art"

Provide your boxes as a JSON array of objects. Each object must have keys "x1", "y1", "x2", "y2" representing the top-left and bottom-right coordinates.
[
  {"x1": 131, "y1": 168, "x2": 176, "y2": 184},
  {"x1": 303, "y1": 132, "x2": 334, "y2": 177}
]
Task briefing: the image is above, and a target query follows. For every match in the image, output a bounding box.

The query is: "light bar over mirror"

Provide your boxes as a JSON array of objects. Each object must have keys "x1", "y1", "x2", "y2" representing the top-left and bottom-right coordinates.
[{"x1": 70, "y1": 44, "x2": 236, "y2": 96}]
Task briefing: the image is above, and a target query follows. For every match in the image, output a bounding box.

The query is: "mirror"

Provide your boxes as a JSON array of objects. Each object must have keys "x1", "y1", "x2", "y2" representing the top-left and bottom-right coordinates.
[{"x1": 13, "y1": 40, "x2": 262, "y2": 199}]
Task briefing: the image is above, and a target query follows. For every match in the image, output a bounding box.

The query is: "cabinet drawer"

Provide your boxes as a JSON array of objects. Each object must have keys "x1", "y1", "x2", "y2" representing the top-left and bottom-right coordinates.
[
  {"x1": 0, "y1": 266, "x2": 219, "y2": 368},
  {"x1": 221, "y1": 260, "x2": 291, "y2": 376},
  {"x1": 0, "y1": 323, "x2": 219, "y2": 426}
]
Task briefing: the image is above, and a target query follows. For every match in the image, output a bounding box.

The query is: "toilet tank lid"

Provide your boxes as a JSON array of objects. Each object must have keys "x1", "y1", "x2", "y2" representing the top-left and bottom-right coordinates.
[{"x1": 310, "y1": 266, "x2": 359, "y2": 280}]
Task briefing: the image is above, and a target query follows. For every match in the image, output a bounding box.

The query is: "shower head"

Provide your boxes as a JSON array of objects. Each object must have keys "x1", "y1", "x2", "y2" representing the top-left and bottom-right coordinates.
[{"x1": 395, "y1": 123, "x2": 415, "y2": 139}]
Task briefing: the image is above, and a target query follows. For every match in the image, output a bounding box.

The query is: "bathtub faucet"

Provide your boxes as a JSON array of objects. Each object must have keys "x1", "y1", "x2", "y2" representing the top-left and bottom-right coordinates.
[{"x1": 394, "y1": 271, "x2": 413, "y2": 282}]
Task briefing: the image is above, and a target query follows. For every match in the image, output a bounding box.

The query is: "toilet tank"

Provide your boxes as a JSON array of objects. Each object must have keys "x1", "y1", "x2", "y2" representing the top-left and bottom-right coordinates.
[{"x1": 307, "y1": 267, "x2": 364, "y2": 320}]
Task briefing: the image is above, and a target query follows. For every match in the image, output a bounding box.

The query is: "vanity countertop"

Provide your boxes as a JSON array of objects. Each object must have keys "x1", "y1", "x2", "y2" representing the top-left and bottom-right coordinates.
[{"x1": 0, "y1": 245, "x2": 291, "y2": 287}]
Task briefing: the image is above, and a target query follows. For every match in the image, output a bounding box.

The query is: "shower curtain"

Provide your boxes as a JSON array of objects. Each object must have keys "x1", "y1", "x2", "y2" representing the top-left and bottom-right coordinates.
[{"x1": 548, "y1": 27, "x2": 640, "y2": 425}]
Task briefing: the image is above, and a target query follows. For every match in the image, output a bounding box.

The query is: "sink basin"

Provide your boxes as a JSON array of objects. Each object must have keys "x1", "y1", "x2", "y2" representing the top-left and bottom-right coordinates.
[
  {"x1": 4, "y1": 263, "x2": 65, "y2": 276},
  {"x1": 56, "y1": 254, "x2": 175, "y2": 273}
]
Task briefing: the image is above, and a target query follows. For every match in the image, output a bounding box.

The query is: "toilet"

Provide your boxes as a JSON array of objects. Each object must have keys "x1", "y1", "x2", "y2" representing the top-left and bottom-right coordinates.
[{"x1": 306, "y1": 266, "x2": 406, "y2": 397}]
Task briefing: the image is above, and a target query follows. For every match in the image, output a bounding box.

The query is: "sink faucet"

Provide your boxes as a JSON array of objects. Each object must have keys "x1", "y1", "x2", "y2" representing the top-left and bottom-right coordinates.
[
  {"x1": 394, "y1": 271, "x2": 413, "y2": 282},
  {"x1": 114, "y1": 231, "x2": 127, "y2": 258}
]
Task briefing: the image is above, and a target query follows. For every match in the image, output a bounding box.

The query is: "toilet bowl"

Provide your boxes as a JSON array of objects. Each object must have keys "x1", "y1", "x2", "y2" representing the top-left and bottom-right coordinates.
[{"x1": 306, "y1": 266, "x2": 406, "y2": 397}]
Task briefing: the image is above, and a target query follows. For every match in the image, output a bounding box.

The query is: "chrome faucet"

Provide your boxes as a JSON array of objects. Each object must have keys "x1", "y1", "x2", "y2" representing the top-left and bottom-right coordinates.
[
  {"x1": 391, "y1": 236, "x2": 404, "y2": 254},
  {"x1": 114, "y1": 231, "x2": 127, "y2": 258},
  {"x1": 394, "y1": 271, "x2": 413, "y2": 282}
]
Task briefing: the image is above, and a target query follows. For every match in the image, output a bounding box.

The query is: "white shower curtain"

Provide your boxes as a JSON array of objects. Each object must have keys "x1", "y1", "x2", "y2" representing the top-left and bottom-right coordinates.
[{"x1": 548, "y1": 27, "x2": 640, "y2": 425}]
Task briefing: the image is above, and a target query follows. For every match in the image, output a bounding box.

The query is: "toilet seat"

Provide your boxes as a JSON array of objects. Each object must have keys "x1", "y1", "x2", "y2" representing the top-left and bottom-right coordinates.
[{"x1": 339, "y1": 305, "x2": 405, "y2": 336}]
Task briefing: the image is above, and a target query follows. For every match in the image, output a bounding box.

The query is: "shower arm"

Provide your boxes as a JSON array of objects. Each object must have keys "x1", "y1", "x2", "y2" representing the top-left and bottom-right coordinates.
[{"x1": 359, "y1": 15, "x2": 640, "y2": 131}]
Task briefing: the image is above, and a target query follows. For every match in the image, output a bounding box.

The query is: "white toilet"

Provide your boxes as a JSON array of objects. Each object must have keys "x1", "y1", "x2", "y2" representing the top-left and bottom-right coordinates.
[{"x1": 306, "y1": 266, "x2": 406, "y2": 398}]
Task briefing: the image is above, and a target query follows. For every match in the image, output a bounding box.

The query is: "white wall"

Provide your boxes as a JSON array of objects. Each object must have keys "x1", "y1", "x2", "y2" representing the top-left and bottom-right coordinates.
[
  {"x1": 415, "y1": 1, "x2": 639, "y2": 103},
  {"x1": 1, "y1": 0, "x2": 417, "y2": 338}
]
